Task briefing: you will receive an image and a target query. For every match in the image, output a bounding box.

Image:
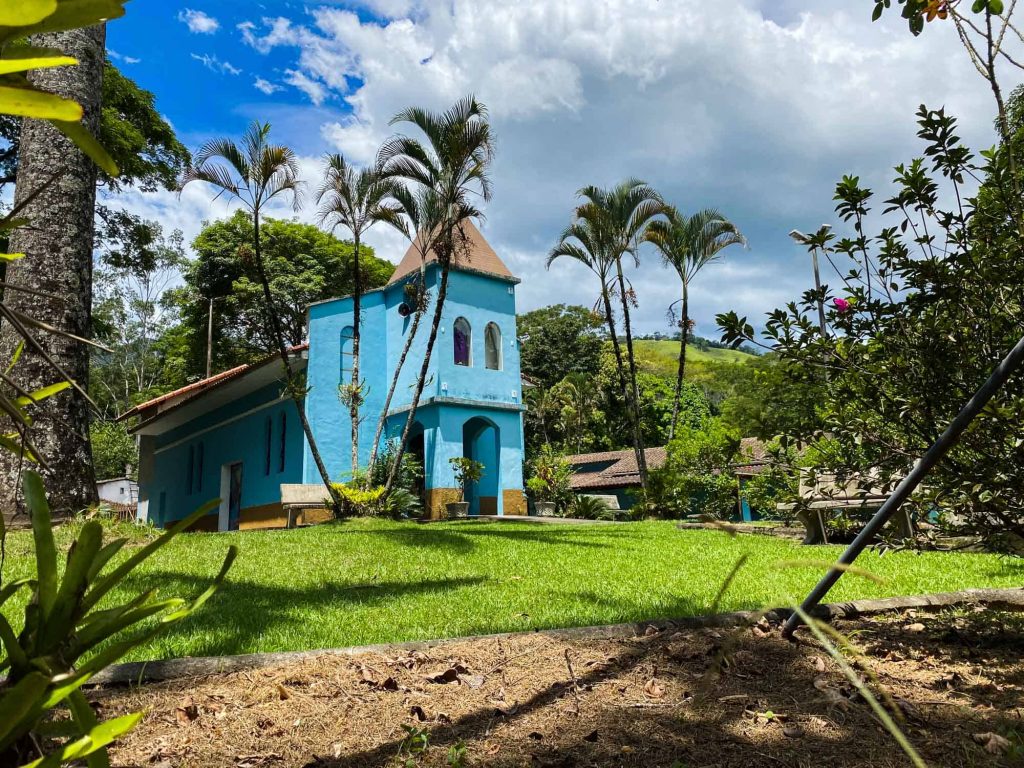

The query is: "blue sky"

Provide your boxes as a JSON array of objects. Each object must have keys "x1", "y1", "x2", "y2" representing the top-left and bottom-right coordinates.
[{"x1": 107, "y1": 1, "x2": 1020, "y2": 337}]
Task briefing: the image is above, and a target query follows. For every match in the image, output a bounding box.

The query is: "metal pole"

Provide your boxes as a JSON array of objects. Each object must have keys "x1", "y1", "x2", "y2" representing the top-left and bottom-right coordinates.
[
  {"x1": 782, "y1": 332, "x2": 1024, "y2": 637},
  {"x1": 811, "y1": 247, "x2": 827, "y2": 338},
  {"x1": 206, "y1": 296, "x2": 214, "y2": 379}
]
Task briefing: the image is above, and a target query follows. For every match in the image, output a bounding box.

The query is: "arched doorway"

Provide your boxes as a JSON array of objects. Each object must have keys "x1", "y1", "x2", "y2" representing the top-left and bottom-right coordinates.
[{"x1": 462, "y1": 416, "x2": 500, "y2": 516}]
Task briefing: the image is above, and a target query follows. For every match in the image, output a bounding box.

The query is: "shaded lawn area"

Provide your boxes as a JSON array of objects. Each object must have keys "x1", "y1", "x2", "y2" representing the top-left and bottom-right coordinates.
[{"x1": 2, "y1": 517, "x2": 1021, "y2": 662}]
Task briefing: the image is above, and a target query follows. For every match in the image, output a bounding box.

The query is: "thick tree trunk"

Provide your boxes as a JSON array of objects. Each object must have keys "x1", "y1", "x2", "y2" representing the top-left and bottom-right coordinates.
[
  {"x1": 0, "y1": 26, "x2": 106, "y2": 518},
  {"x1": 669, "y1": 281, "x2": 688, "y2": 441},
  {"x1": 252, "y1": 214, "x2": 338, "y2": 511},
  {"x1": 613, "y1": 260, "x2": 648, "y2": 489},
  {"x1": 350, "y1": 235, "x2": 361, "y2": 476},
  {"x1": 386, "y1": 265, "x2": 450, "y2": 493}
]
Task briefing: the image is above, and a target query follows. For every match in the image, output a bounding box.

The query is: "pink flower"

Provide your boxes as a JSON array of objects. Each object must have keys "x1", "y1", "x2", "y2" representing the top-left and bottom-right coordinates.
[{"x1": 833, "y1": 298, "x2": 851, "y2": 313}]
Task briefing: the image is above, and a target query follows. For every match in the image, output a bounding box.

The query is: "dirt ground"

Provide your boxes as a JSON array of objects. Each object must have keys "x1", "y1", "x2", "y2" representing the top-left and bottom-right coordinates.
[{"x1": 97, "y1": 609, "x2": 1024, "y2": 768}]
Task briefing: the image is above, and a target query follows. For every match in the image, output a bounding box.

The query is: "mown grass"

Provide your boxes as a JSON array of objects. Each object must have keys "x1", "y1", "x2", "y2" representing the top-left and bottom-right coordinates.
[{"x1": 2, "y1": 518, "x2": 1020, "y2": 662}]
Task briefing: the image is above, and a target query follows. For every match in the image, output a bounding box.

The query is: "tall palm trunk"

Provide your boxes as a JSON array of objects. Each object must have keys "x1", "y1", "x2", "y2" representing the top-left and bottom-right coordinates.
[
  {"x1": 0, "y1": 26, "x2": 106, "y2": 518},
  {"x1": 350, "y1": 234, "x2": 361, "y2": 475},
  {"x1": 386, "y1": 264, "x2": 450, "y2": 494},
  {"x1": 669, "y1": 280, "x2": 689, "y2": 441},
  {"x1": 598, "y1": 284, "x2": 646, "y2": 487},
  {"x1": 367, "y1": 268, "x2": 426, "y2": 481},
  {"x1": 252, "y1": 214, "x2": 337, "y2": 506},
  {"x1": 613, "y1": 259, "x2": 648, "y2": 488}
]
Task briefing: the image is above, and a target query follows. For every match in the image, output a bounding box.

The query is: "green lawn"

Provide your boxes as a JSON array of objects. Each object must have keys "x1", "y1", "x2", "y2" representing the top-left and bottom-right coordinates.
[{"x1": 2, "y1": 518, "x2": 1020, "y2": 662}]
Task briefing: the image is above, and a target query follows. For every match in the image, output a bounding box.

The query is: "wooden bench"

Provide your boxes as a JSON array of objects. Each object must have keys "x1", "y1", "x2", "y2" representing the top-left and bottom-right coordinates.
[{"x1": 779, "y1": 497, "x2": 915, "y2": 545}]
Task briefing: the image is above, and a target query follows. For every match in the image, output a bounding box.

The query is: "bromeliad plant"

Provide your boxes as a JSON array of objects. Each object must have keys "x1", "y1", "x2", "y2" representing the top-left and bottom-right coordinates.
[{"x1": 0, "y1": 472, "x2": 236, "y2": 766}]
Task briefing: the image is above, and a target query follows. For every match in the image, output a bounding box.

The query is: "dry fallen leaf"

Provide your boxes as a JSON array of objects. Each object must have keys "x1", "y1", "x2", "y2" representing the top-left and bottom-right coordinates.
[
  {"x1": 973, "y1": 732, "x2": 1011, "y2": 755},
  {"x1": 175, "y1": 697, "x2": 199, "y2": 725},
  {"x1": 643, "y1": 678, "x2": 666, "y2": 699},
  {"x1": 813, "y1": 656, "x2": 827, "y2": 673},
  {"x1": 905, "y1": 623, "x2": 926, "y2": 633},
  {"x1": 276, "y1": 683, "x2": 291, "y2": 701}
]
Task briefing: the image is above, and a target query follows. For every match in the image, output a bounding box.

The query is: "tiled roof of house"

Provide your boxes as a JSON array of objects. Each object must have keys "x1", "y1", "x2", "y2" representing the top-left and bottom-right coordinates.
[
  {"x1": 388, "y1": 220, "x2": 516, "y2": 284},
  {"x1": 118, "y1": 344, "x2": 309, "y2": 422},
  {"x1": 565, "y1": 438, "x2": 770, "y2": 490}
]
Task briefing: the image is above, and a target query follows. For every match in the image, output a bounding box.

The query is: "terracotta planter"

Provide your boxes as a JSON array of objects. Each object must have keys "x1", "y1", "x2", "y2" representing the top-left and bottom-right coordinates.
[
  {"x1": 534, "y1": 501, "x2": 556, "y2": 517},
  {"x1": 446, "y1": 501, "x2": 470, "y2": 519}
]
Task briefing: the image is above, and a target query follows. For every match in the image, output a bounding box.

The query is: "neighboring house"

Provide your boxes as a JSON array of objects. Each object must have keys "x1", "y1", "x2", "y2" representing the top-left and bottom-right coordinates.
[
  {"x1": 120, "y1": 222, "x2": 527, "y2": 531},
  {"x1": 564, "y1": 438, "x2": 769, "y2": 519},
  {"x1": 96, "y1": 476, "x2": 138, "y2": 506}
]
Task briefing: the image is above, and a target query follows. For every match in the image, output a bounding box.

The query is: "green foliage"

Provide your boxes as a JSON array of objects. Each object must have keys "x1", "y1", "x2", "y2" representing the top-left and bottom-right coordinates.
[
  {"x1": 525, "y1": 445, "x2": 574, "y2": 512},
  {"x1": 448, "y1": 456, "x2": 484, "y2": 501},
  {"x1": 166, "y1": 211, "x2": 392, "y2": 378},
  {"x1": 720, "y1": 101, "x2": 1024, "y2": 547},
  {"x1": 570, "y1": 494, "x2": 620, "y2": 521},
  {"x1": 517, "y1": 304, "x2": 605, "y2": 389},
  {"x1": 0, "y1": 471, "x2": 235, "y2": 767},
  {"x1": 642, "y1": 419, "x2": 741, "y2": 519},
  {"x1": 717, "y1": 353, "x2": 825, "y2": 440},
  {"x1": 742, "y1": 441, "x2": 800, "y2": 520},
  {"x1": 370, "y1": 439, "x2": 424, "y2": 493},
  {"x1": 330, "y1": 482, "x2": 387, "y2": 517},
  {"x1": 88, "y1": 420, "x2": 135, "y2": 480},
  {"x1": 870, "y1": 0, "x2": 1004, "y2": 36}
]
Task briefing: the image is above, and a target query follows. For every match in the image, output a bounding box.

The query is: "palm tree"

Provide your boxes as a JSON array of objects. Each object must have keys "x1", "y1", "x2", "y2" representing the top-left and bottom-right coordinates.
[
  {"x1": 377, "y1": 96, "x2": 495, "y2": 494},
  {"x1": 645, "y1": 206, "x2": 746, "y2": 439},
  {"x1": 552, "y1": 372, "x2": 600, "y2": 453},
  {"x1": 0, "y1": 25, "x2": 107, "y2": 517},
  {"x1": 180, "y1": 122, "x2": 337, "y2": 505},
  {"x1": 548, "y1": 212, "x2": 648, "y2": 487},
  {"x1": 316, "y1": 153, "x2": 404, "y2": 477}
]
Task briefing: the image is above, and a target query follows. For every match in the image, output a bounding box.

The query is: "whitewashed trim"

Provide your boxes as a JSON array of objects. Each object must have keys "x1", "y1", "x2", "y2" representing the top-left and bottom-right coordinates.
[{"x1": 153, "y1": 397, "x2": 288, "y2": 456}]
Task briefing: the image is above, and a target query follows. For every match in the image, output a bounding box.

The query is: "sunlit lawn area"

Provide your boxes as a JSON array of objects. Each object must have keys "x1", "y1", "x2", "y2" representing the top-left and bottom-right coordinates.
[{"x1": 3, "y1": 518, "x2": 1021, "y2": 663}]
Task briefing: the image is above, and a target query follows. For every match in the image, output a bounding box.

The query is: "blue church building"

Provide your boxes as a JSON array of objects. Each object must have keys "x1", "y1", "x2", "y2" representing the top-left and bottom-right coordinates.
[{"x1": 124, "y1": 222, "x2": 528, "y2": 530}]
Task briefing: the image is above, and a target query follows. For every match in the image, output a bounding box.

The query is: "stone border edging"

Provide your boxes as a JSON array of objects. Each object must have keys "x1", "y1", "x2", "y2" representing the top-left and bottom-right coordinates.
[{"x1": 89, "y1": 586, "x2": 1024, "y2": 687}]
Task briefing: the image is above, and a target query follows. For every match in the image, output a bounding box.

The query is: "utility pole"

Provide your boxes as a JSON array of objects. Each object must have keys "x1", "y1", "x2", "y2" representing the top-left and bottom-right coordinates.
[
  {"x1": 206, "y1": 296, "x2": 214, "y2": 378},
  {"x1": 789, "y1": 225, "x2": 832, "y2": 339}
]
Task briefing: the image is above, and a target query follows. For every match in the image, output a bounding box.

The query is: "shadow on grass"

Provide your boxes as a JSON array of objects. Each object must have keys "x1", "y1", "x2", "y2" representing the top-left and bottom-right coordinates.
[
  {"x1": 363, "y1": 523, "x2": 638, "y2": 552},
  {"x1": 119, "y1": 571, "x2": 489, "y2": 658}
]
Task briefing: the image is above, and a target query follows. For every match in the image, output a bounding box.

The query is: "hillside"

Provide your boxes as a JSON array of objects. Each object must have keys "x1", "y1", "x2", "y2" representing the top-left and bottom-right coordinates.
[{"x1": 633, "y1": 339, "x2": 755, "y2": 378}]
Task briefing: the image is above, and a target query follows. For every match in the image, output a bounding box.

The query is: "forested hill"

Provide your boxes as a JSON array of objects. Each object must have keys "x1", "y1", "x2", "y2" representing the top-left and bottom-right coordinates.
[{"x1": 632, "y1": 339, "x2": 756, "y2": 377}]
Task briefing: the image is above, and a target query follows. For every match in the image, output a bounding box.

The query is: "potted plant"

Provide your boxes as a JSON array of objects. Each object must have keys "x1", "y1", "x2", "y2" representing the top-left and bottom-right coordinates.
[
  {"x1": 527, "y1": 446, "x2": 572, "y2": 516},
  {"x1": 447, "y1": 456, "x2": 483, "y2": 518}
]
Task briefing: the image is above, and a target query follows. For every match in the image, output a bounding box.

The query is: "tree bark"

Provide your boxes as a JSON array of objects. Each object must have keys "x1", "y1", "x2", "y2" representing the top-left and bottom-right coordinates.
[
  {"x1": 386, "y1": 265, "x2": 450, "y2": 494},
  {"x1": 669, "y1": 281, "x2": 688, "y2": 441},
  {"x1": 350, "y1": 234, "x2": 361, "y2": 476},
  {"x1": 251, "y1": 213, "x2": 338, "y2": 511},
  {"x1": 0, "y1": 26, "x2": 106, "y2": 518},
  {"x1": 613, "y1": 259, "x2": 648, "y2": 489},
  {"x1": 599, "y1": 284, "x2": 646, "y2": 488}
]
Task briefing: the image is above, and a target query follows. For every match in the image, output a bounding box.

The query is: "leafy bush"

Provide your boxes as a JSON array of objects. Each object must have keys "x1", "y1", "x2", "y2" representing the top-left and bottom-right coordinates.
[
  {"x1": 641, "y1": 419, "x2": 741, "y2": 519},
  {"x1": 89, "y1": 420, "x2": 137, "y2": 480},
  {"x1": 448, "y1": 457, "x2": 483, "y2": 502},
  {"x1": 569, "y1": 494, "x2": 621, "y2": 521},
  {"x1": 525, "y1": 445, "x2": 574, "y2": 513},
  {"x1": 742, "y1": 440, "x2": 799, "y2": 520},
  {"x1": 330, "y1": 482, "x2": 387, "y2": 517},
  {"x1": 379, "y1": 487, "x2": 422, "y2": 519},
  {"x1": 370, "y1": 439, "x2": 424, "y2": 492},
  {"x1": 0, "y1": 472, "x2": 235, "y2": 766}
]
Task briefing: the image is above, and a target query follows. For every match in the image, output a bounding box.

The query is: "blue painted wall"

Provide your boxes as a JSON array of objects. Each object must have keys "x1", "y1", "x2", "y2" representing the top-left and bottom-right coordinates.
[
  {"x1": 145, "y1": 380, "x2": 304, "y2": 526},
  {"x1": 303, "y1": 264, "x2": 525, "y2": 506}
]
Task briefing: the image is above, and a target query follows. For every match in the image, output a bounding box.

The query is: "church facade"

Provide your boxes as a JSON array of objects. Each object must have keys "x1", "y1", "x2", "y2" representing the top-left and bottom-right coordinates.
[{"x1": 125, "y1": 223, "x2": 527, "y2": 530}]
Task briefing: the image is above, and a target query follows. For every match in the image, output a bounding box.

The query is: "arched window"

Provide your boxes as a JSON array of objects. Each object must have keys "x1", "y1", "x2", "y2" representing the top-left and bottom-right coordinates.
[
  {"x1": 340, "y1": 325, "x2": 355, "y2": 382},
  {"x1": 485, "y1": 322, "x2": 502, "y2": 370},
  {"x1": 454, "y1": 317, "x2": 472, "y2": 366}
]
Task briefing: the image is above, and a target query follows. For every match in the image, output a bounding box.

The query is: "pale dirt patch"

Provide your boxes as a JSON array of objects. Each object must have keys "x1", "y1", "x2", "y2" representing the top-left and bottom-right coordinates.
[{"x1": 97, "y1": 610, "x2": 1023, "y2": 767}]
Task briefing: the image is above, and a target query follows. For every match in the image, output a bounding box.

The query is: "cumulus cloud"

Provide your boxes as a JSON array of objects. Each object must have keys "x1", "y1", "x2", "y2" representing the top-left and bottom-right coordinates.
[
  {"x1": 136, "y1": 1, "x2": 1024, "y2": 334},
  {"x1": 178, "y1": 9, "x2": 219, "y2": 34},
  {"x1": 191, "y1": 53, "x2": 242, "y2": 76}
]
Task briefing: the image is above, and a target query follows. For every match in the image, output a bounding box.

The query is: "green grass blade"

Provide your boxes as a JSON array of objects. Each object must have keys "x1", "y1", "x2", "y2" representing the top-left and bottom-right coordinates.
[
  {"x1": 67, "y1": 688, "x2": 110, "y2": 768},
  {"x1": 25, "y1": 470, "x2": 57, "y2": 616},
  {"x1": 82, "y1": 499, "x2": 220, "y2": 613},
  {"x1": 38, "y1": 520, "x2": 102, "y2": 652},
  {"x1": 0, "y1": 671, "x2": 49, "y2": 748},
  {"x1": 86, "y1": 538, "x2": 126, "y2": 582}
]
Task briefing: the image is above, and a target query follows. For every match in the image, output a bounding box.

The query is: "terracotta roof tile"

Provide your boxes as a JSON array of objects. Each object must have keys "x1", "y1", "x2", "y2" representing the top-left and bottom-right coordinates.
[{"x1": 388, "y1": 221, "x2": 515, "y2": 284}]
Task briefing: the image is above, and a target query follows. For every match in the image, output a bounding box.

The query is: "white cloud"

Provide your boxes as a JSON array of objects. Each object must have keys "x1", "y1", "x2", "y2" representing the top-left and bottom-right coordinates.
[
  {"x1": 253, "y1": 77, "x2": 283, "y2": 95},
  {"x1": 284, "y1": 69, "x2": 328, "y2": 105},
  {"x1": 191, "y1": 53, "x2": 242, "y2": 76},
  {"x1": 107, "y1": 49, "x2": 141, "y2": 64},
  {"x1": 134, "y1": 1, "x2": 1024, "y2": 334},
  {"x1": 178, "y1": 9, "x2": 220, "y2": 34}
]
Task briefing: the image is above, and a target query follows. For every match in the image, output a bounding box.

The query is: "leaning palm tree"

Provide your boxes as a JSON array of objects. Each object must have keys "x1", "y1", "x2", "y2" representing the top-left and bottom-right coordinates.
[
  {"x1": 376, "y1": 96, "x2": 495, "y2": 495},
  {"x1": 180, "y1": 121, "x2": 337, "y2": 504},
  {"x1": 548, "y1": 213, "x2": 649, "y2": 488},
  {"x1": 645, "y1": 206, "x2": 746, "y2": 439},
  {"x1": 316, "y1": 153, "x2": 405, "y2": 477}
]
